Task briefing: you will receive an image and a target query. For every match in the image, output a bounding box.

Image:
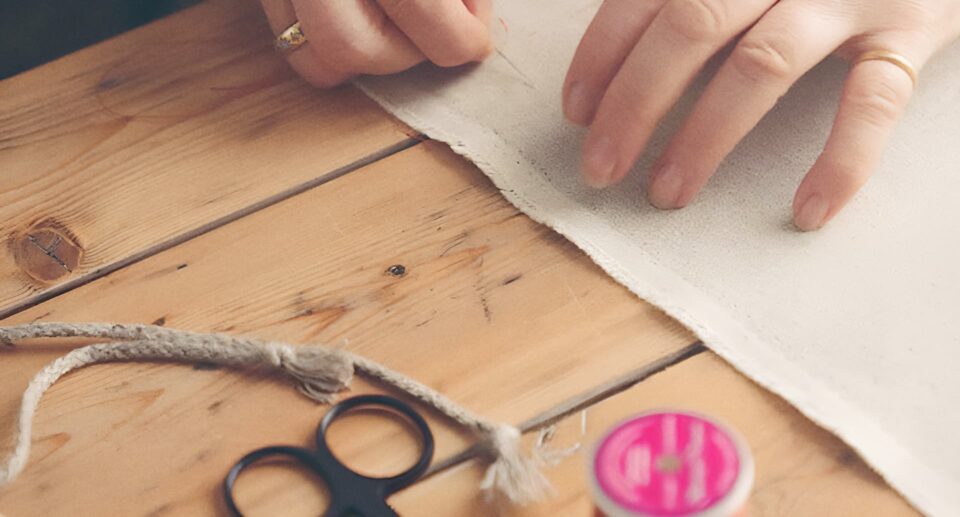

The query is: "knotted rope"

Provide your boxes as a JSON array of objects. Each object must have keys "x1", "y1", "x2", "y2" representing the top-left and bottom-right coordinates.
[{"x1": 0, "y1": 323, "x2": 553, "y2": 504}]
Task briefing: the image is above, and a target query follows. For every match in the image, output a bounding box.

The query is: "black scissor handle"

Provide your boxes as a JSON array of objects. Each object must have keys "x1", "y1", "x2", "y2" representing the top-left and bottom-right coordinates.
[
  {"x1": 316, "y1": 394, "x2": 435, "y2": 494},
  {"x1": 223, "y1": 395, "x2": 434, "y2": 517},
  {"x1": 223, "y1": 445, "x2": 326, "y2": 516}
]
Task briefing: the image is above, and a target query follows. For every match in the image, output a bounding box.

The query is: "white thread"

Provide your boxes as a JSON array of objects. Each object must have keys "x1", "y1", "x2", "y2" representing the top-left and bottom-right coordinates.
[
  {"x1": 0, "y1": 323, "x2": 549, "y2": 504},
  {"x1": 480, "y1": 424, "x2": 554, "y2": 504}
]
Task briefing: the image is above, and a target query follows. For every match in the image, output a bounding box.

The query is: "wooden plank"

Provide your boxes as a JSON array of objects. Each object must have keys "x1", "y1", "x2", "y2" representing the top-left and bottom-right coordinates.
[
  {"x1": 0, "y1": 142, "x2": 693, "y2": 515},
  {"x1": 391, "y1": 352, "x2": 917, "y2": 516},
  {"x1": 0, "y1": 0, "x2": 413, "y2": 318}
]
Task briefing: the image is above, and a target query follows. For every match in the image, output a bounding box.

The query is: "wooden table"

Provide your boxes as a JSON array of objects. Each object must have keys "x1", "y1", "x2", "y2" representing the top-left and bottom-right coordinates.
[{"x1": 0, "y1": 1, "x2": 919, "y2": 515}]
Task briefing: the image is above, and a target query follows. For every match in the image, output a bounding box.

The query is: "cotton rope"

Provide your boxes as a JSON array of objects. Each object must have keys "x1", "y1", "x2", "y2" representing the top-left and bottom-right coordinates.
[{"x1": 0, "y1": 322, "x2": 555, "y2": 504}]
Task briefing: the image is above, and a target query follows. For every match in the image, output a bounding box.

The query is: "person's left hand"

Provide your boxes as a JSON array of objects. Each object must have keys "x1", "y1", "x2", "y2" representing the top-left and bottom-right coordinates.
[
  {"x1": 563, "y1": 0, "x2": 960, "y2": 230},
  {"x1": 261, "y1": 0, "x2": 492, "y2": 88}
]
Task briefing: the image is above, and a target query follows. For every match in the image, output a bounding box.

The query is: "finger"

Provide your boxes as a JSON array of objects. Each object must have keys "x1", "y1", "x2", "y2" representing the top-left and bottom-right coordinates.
[
  {"x1": 562, "y1": 0, "x2": 667, "y2": 125},
  {"x1": 290, "y1": 0, "x2": 424, "y2": 76},
  {"x1": 792, "y1": 51, "x2": 916, "y2": 231},
  {"x1": 582, "y1": 0, "x2": 776, "y2": 188},
  {"x1": 649, "y1": 2, "x2": 851, "y2": 209},
  {"x1": 462, "y1": 0, "x2": 493, "y2": 26},
  {"x1": 375, "y1": 0, "x2": 493, "y2": 67},
  {"x1": 259, "y1": 0, "x2": 351, "y2": 87}
]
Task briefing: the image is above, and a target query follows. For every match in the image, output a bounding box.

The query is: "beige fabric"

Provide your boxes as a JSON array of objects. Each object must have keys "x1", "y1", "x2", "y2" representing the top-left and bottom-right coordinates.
[{"x1": 357, "y1": 2, "x2": 960, "y2": 514}]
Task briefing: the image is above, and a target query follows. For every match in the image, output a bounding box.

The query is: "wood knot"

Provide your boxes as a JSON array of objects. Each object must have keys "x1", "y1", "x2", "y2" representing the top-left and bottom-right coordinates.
[
  {"x1": 97, "y1": 76, "x2": 123, "y2": 91},
  {"x1": 11, "y1": 221, "x2": 83, "y2": 284}
]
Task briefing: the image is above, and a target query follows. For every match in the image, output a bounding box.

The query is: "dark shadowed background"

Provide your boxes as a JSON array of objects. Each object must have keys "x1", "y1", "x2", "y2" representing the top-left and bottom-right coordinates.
[{"x1": 0, "y1": 0, "x2": 200, "y2": 79}]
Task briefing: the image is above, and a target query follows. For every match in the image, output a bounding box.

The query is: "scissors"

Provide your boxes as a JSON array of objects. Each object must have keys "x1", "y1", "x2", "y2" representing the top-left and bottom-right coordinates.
[{"x1": 223, "y1": 394, "x2": 435, "y2": 517}]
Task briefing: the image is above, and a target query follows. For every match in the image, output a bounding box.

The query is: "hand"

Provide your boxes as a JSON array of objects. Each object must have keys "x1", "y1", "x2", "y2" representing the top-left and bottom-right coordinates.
[
  {"x1": 564, "y1": 0, "x2": 960, "y2": 230},
  {"x1": 260, "y1": 0, "x2": 493, "y2": 88}
]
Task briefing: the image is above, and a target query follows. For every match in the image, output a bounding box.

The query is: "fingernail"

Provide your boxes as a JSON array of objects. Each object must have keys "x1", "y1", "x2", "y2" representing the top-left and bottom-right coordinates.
[
  {"x1": 582, "y1": 135, "x2": 616, "y2": 188},
  {"x1": 794, "y1": 194, "x2": 830, "y2": 231},
  {"x1": 565, "y1": 81, "x2": 591, "y2": 125},
  {"x1": 648, "y1": 164, "x2": 685, "y2": 209}
]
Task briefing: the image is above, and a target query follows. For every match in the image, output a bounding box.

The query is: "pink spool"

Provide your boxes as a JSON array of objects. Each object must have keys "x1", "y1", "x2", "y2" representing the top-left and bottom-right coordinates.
[{"x1": 588, "y1": 410, "x2": 753, "y2": 517}]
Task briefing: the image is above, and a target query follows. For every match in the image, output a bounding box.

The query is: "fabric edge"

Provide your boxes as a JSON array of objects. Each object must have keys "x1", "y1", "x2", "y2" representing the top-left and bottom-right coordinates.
[{"x1": 355, "y1": 79, "x2": 951, "y2": 516}]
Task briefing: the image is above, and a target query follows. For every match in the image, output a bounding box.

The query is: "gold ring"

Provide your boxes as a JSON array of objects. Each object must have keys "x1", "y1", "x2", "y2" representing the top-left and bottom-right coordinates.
[
  {"x1": 275, "y1": 21, "x2": 307, "y2": 53},
  {"x1": 854, "y1": 50, "x2": 918, "y2": 88}
]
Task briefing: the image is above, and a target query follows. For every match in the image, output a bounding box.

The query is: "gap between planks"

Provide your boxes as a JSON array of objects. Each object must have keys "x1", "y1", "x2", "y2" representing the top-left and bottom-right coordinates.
[
  {"x1": 5, "y1": 129, "x2": 706, "y2": 498},
  {"x1": 0, "y1": 136, "x2": 423, "y2": 321},
  {"x1": 421, "y1": 341, "x2": 706, "y2": 479}
]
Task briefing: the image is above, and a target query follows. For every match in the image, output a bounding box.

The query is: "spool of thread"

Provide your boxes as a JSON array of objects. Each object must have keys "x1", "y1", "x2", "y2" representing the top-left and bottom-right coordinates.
[{"x1": 588, "y1": 410, "x2": 753, "y2": 517}]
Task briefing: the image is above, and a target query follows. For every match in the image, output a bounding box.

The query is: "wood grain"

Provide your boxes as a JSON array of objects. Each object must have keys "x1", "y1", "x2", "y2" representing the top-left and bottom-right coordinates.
[
  {"x1": 0, "y1": 0, "x2": 412, "y2": 318},
  {"x1": 0, "y1": 1, "x2": 913, "y2": 515},
  {"x1": 0, "y1": 142, "x2": 693, "y2": 515},
  {"x1": 392, "y1": 352, "x2": 918, "y2": 516}
]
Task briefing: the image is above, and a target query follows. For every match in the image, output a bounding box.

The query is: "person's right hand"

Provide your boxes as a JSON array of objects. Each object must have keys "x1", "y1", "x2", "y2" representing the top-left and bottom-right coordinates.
[
  {"x1": 563, "y1": 0, "x2": 960, "y2": 232},
  {"x1": 259, "y1": 0, "x2": 494, "y2": 88}
]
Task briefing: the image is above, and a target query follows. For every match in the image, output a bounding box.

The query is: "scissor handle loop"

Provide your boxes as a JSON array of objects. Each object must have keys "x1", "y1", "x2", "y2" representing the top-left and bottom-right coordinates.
[
  {"x1": 316, "y1": 394, "x2": 434, "y2": 494},
  {"x1": 223, "y1": 395, "x2": 434, "y2": 516},
  {"x1": 223, "y1": 445, "x2": 324, "y2": 516}
]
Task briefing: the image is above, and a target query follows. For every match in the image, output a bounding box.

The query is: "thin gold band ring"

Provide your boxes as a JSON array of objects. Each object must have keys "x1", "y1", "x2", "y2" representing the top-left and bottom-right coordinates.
[
  {"x1": 275, "y1": 21, "x2": 307, "y2": 53},
  {"x1": 854, "y1": 50, "x2": 918, "y2": 88}
]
